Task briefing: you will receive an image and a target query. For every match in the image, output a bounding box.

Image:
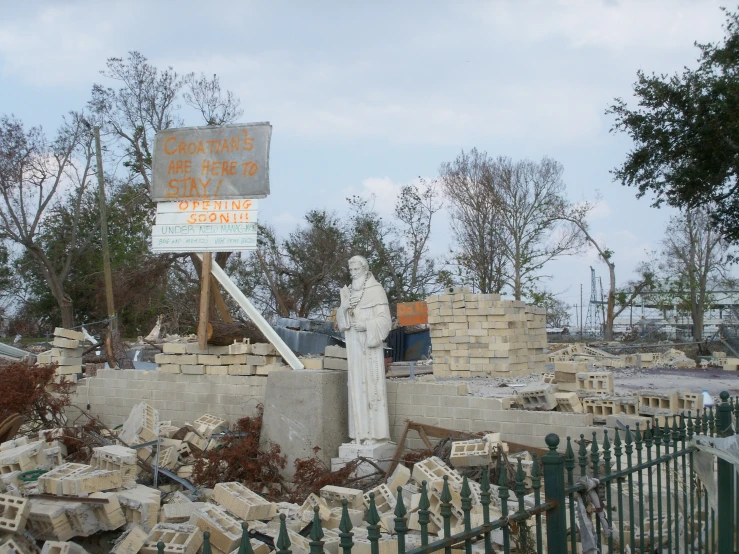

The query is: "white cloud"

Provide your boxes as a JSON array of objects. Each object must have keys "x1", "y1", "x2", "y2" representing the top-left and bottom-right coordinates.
[
  {"x1": 270, "y1": 211, "x2": 300, "y2": 228},
  {"x1": 479, "y1": 0, "x2": 725, "y2": 53}
]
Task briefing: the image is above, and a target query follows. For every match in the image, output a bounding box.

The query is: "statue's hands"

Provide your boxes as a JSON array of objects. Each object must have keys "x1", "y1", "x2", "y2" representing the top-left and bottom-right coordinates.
[
  {"x1": 340, "y1": 285, "x2": 350, "y2": 306},
  {"x1": 353, "y1": 321, "x2": 367, "y2": 331}
]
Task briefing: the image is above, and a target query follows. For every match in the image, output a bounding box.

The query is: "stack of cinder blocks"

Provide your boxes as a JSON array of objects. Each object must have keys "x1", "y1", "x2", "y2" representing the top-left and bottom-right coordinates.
[
  {"x1": 154, "y1": 340, "x2": 287, "y2": 376},
  {"x1": 36, "y1": 328, "x2": 87, "y2": 383},
  {"x1": 323, "y1": 345, "x2": 348, "y2": 371},
  {"x1": 426, "y1": 290, "x2": 546, "y2": 378}
]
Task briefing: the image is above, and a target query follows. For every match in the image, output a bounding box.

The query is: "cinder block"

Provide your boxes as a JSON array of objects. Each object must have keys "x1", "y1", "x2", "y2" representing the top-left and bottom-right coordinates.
[
  {"x1": 228, "y1": 364, "x2": 254, "y2": 375},
  {"x1": 324, "y1": 345, "x2": 347, "y2": 359},
  {"x1": 299, "y1": 357, "x2": 324, "y2": 370},
  {"x1": 41, "y1": 541, "x2": 89, "y2": 554},
  {"x1": 553, "y1": 361, "x2": 587, "y2": 373},
  {"x1": 180, "y1": 365, "x2": 205, "y2": 375},
  {"x1": 162, "y1": 343, "x2": 188, "y2": 354},
  {"x1": 386, "y1": 464, "x2": 410, "y2": 493},
  {"x1": 363, "y1": 484, "x2": 396, "y2": 514},
  {"x1": 554, "y1": 392, "x2": 583, "y2": 413},
  {"x1": 576, "y1": 372, "x2": 614, "y2": 395},
  {"x1": 677, "y1": 391, "x2": 704, "y2": 413},
  {"x1": 449, "y1": 440, "x2": 490, "y2": 467},
  {"x1": 54, "y1": 328, "x2": 85, "y2": 341},
  {"x1": 141, "y1": 523, "x2": 203, "y2": 554},
  {"x1": 38, "y1": 463, "x2": 93, "y2": 495},
  {"x1": 51, "y1": 338, "x2": 79, "y2": 349},
  {"x1": 157, "y1": 364, "x2": 181, "y2": 374},
  {"x1": 251, "y1": 343, "x2": 278, "y2": 356},
  {"x1": 60, "y1": 469, "x2": 123, "y2": 496},
  {"x1": 319, "y1": 485, "x2": 364, "y2": 510},
  {"x1": 116, "y1": 485, "x2": 161, "y2": 532},
  {"x1": 722, "y1": 358, "x2": 739, "y2": 371},
  {"x1": 213, "y1": 482, "x2": 275, "y2": 521},
  {"x1": 110, "y1": 525, "x2": 149, "y2": 554},
  {"x1": 518, "y1": 383, "x2": 557, "y2": 410},
  {"x1": 228, "y1": 340, "x2": 252, "y2": 355},
  {"x1": 189, "y1": 504, "x2": 242, "y2": 553},
  {"x1": 323, "y1": 357, "x2": 348, "y2": 371},
  {"x1": 582, "y1": 398, "x2": 618, "y2": 423},
  {"x1": 300, "y1": 493, "x2": 331, "y2": 523},
  {"x1": 638, "y1": 390, "x2": 678, "y2": 416},
  {"x1": 193, "y1": 414, "x2": 228, "y2": 439},
  {"x1": 411, "y1": 456, "x2": 463, "y2": 491},
  {"x1": 90, "y1": 491, "x2": 127, "y2": 530},
  {"x1": 160, "y1": 503, "x2": 206, "y2": 524},
  {"x1": 0, "y1": 494, "x2": 30, "y2": 533},
  {"x1": 183, "y1": 432, "x2": 208, "y2": 451}
]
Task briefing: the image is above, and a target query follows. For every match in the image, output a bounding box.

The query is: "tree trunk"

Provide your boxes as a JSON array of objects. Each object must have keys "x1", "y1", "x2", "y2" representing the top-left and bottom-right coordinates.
[
  {"x1": 104, "y1": 326, "x2": 135, "y2": 369},
  {"x1": 206, "y1": 320, "x2": 267, "y2": 346},
  {"x1": 604, "y1": 262, "x2": 616, "y2": 341},
  {"x1": 692, "y1": 305, "x2": 704, "y2": 342},
  {"x1": 60, "y1": 298, "x2": 74, "y2": 330}
]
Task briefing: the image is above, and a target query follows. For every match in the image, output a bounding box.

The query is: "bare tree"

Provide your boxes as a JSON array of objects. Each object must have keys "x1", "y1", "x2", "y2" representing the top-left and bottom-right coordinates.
[
  {"x1": 0, "y1": 113, "x2": 96, "y2": 328},
  {"x1": 184, "y1": 73, "x2": 243, "y2": 126},
  {"x1": 494, "y1": 157, "x2": 585, "y2": 300},
  {"x1": 660, "y1": 207, "x2": 734, "y2": 341},
  {"x1": 558, "y1": 201, "x2": 653, "y2": 340},
  {"x1": 439, "y1": 149, "x2": 508, "y2": 294},
  {"x1": 348, "y1": 182, "x2": 449, "y2": 306}
]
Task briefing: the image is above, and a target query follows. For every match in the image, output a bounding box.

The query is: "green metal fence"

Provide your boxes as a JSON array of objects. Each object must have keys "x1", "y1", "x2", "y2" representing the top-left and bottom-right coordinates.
[{"x1": 158, "y1": 391, "x2": 739, "y2": 554}]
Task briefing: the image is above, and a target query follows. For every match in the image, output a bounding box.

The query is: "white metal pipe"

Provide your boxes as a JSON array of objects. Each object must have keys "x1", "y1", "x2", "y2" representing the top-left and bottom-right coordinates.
[{"x1": 197, "y1": 254, "x2": 304, "y2": 370}]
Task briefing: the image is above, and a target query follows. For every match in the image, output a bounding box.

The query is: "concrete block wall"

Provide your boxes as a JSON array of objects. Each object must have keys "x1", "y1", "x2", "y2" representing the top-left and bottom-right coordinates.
[
  {"x1": 68, "y1": 369, "x2": 266, "y2": 427},
  {"x1": 386, "y1": 381, "x2": 596, "y2": 452}
]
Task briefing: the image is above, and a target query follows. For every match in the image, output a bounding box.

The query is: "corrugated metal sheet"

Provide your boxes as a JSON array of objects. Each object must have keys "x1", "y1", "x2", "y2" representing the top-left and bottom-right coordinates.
[{"x1": 0, "y1": 342, "x2": 32, "y2": 360}]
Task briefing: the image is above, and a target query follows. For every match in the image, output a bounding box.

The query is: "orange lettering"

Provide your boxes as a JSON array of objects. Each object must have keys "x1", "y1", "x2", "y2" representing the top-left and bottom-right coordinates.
[
  {"x1": 196, "y1": 141, "x2": 205, "y2": 155},
  {"x1": 242, "y1": 130, "x2": 253, "y2": 151},
  {"x1": 164, "y1": 136, "x2": 177, "y2": 155},
  {"x1": 168, "y1": 160, "x2": 176, "y2": 174},
  {"x1": 231, "y1": 136, "x2": 240, "y2": 152},
  {"x1": 178, "y1": 201, "x2": 189, "y2": 211},
  {"x1": 187, "y1": 213, "x2": 197, "y2": 224},
  {"x1": 167, "y1": 179, "x2": 180, "y2": 196},
  {"x1": 219, "y1": 214, "x2": 229, "y2": 223},
  {"x1": 178, "y1": 142, "x2": 187, "y2": 155}
]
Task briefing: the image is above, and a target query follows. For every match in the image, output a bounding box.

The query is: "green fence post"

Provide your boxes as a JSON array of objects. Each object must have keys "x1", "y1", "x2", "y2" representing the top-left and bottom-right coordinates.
[
  {"x1": 717, "y1": 391, "x2": 735, "y2": 553},
  {"x1": 542, "y1": 433, "x2": 567, "y2": 553}
]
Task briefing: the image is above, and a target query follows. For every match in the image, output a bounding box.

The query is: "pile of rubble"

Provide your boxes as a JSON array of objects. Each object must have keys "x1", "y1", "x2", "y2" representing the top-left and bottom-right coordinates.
[
  {"x1": 701, "y1": 351, "x2": 739, "y2": 371},
  {"x1": 547, "y1": 344, "x2": 695, "y2": 369},
  {"x1": 0, "y1": 396, "x2": 539, "y2": 554},
  {"x1": 515, "y1": 361, "x2": 706, "y2": 426}
]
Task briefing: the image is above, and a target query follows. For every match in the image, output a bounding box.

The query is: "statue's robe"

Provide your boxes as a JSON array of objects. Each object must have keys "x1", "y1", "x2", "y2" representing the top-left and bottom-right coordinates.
[{"x1": 336, "y1": 275, "x2": 392, "y2": 442}]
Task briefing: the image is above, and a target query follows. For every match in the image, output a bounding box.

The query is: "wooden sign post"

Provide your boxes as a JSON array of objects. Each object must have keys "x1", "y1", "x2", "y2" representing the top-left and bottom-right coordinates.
[{"x1": 197, "y1": 252, "x2": 213, "y2": 349}]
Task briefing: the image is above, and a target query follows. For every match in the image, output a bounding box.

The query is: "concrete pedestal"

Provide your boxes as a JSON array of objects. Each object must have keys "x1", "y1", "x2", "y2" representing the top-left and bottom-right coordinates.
[
  {"x1": 332, "y1": 441, "x2": 397, "y2": 476},
  {"x1": 260, "y1": 370, "x2": 349, "y2": 479}
]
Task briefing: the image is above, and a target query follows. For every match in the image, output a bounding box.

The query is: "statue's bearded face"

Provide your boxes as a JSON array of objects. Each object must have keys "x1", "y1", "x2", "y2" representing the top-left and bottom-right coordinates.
[{"x1": 349, "y1": 262, "x2": 367, "y2": 281}]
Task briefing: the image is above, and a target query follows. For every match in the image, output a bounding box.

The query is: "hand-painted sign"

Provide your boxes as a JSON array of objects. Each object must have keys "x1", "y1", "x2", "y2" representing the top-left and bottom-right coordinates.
[
  {"x1": 151, "y1": 123, "x2": 271, "y2": 202},
  {"x1": 151, "y1": 200, "x2": 259, "y2": 253},
  {"x1": 155, "y1": 199, "x2": 258, "y2": 225}
]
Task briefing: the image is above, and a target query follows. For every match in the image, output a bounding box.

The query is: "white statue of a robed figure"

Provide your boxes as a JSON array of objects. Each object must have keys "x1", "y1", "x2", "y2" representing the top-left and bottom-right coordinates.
[{"x1": 336, "y1": 255, "x2": 392, "y2": 445}]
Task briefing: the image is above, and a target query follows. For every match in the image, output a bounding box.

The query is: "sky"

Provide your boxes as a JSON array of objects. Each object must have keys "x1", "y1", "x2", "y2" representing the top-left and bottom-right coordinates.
[{"x1": 0, "y1": 0, "x2": 732, "y2": 317}]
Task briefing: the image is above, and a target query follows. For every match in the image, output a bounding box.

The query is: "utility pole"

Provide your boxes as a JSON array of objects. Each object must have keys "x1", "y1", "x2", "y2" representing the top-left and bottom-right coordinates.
[
  {"x1": 93, "y1": 126, "x2": 116, "y2": 359},
  {"x1": 580, "y1": 284, "x2": 583, "y2": 338}
]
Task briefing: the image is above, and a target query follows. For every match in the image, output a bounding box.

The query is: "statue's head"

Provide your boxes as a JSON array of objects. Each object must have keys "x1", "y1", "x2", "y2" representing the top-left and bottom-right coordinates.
[{"x1": 348, "y1": 255, "x2": 369, "y2": 281}]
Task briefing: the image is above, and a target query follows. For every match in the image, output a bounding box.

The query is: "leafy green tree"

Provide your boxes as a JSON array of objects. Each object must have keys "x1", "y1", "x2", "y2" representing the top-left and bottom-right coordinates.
[{"x1": 609, "y1": 7, "x2": 739, "y2": 243}]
